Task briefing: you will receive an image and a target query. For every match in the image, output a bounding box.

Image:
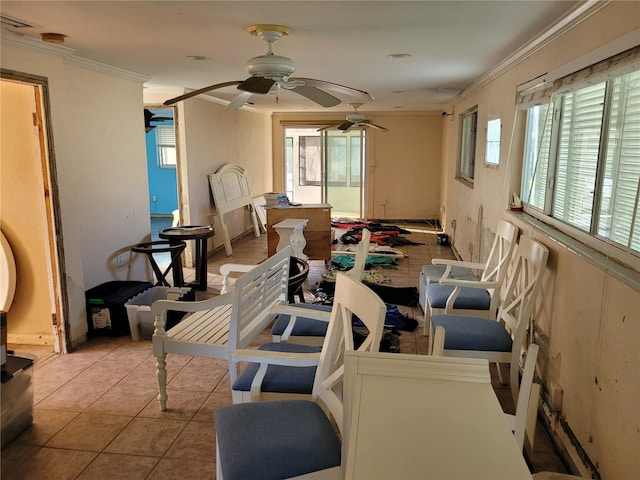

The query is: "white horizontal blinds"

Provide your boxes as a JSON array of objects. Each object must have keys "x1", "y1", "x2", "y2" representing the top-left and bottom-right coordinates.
[
  {"x1": 552, "y1": 82, "x2": 607, "y2": 232},
  {"x1": 522, "y1": 104, "x2": 553, "y2": 209},
  {"x1": 156, "y1": 125, "x2": 175, "y2": 146},
  {"x1": 156, "y1": 125, "x2": 176, "y2": 166},
  {"x1": 598, "y1": 70, "x2": 640, "y2": 251}
]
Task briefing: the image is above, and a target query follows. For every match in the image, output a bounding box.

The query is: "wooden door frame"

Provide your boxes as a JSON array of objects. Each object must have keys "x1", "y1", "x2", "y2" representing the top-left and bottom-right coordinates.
[{"x1": 1, "y1": 69, "x2": 69, "y2": 353}]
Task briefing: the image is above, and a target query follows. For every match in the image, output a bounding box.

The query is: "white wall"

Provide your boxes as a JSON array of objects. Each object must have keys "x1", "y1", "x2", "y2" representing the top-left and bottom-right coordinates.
[
  {"x1": 271, "y1": 111, "x2": 442, "y2": 220},
  {"x1": 441, "y1": 4, "x2": 640, "y2": 478},
  {"x1": 2, "y1": 39, "x2": 152, "y2": 346},
  {"x1": 175, "y1": 99, "x2": 272, "y2": 257}
]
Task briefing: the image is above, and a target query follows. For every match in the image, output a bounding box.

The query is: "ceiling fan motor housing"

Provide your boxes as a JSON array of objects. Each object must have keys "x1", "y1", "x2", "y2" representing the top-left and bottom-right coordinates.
[
  {"x1": 346, "y1": 113, "x2": 365, "y2": 123},
  {"x1": 246, "y1": 54, "x2": 295, "y2": 80}
]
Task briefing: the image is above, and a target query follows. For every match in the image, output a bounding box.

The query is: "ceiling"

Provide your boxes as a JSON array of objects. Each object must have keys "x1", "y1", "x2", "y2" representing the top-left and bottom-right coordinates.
[{"x1": 1, "y1": 1, "x2": 581, "y2": 113}]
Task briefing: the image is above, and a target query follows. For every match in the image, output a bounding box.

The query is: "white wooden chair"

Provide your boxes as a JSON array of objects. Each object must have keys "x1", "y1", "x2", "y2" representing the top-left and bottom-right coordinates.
[
  {"x1": 421, "y1": 219, "x2": 518, "y2": 335},
  {"x1": 150, "y1": 247, "x2": 291, "y2": 411},
  {"x1": 342, "y1": 351, "x2": 532, "y2": 479},
  {"x1": 270, "y1": 228, "x2": 372, "y2": 346},
  {"x1": 507, "y1": 343, "x2": 541, "y2": 454},
  {"x1": 231, "y1": 272, "x2": 386, "y2": 403},
  {"x1": 433, "y1": 326, "x2": 542, "y2": 453},
  {"x1": 427, "y1": 235, "x2": 549, "y2": 400},
  {"x1": 214, "y1": 272, "x2": 386, "y2": 479}
]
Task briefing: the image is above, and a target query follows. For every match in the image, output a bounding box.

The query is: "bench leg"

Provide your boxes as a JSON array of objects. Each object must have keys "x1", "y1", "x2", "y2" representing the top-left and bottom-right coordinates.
[{"x1": 156, "y1": 355, "x2": 168, "y2": 410}]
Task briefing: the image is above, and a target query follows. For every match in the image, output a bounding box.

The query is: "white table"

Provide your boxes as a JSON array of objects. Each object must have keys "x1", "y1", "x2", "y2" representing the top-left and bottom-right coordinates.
[
  {"x1": 273, "y1": 218, "x2": 309, "y2": 261},
  {"x1": 343, "y1": 351, "x2": 532, "y2": 480}
]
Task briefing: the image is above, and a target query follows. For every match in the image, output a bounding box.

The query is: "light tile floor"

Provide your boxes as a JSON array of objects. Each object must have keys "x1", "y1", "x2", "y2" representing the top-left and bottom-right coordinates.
[{"x1": 2, "y1": 223, "x2": 567, "y2": 479}]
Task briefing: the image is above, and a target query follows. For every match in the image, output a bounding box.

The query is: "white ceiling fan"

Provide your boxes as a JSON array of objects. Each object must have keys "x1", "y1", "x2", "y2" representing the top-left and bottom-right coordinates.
[
  {"x1": 319, "y1": 103, "x2": 389, "y2": 132},
  {"x1": 164, "y1": 24, "x2": 373, "y2": 109}
]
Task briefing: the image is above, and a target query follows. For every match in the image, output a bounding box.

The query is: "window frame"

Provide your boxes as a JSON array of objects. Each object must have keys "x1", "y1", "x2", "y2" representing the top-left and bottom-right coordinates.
[
  {"x1": 484, "y1": 117, "x2": 502, "y2": 166},
  {"x1": 520, "y1": 56, "x2": 640, "y2": 272},
  {"x1": 155, "y1": 125, "x2": 177, "y2": 168},
  {"x1": 457, "y1": 107, "x2": 478, "y2": 185}
]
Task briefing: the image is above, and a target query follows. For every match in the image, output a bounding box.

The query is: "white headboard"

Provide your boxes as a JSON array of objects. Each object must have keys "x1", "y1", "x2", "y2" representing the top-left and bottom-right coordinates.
[{"x1": 208, "y1": 163, "x2": 260, "y2": 256}]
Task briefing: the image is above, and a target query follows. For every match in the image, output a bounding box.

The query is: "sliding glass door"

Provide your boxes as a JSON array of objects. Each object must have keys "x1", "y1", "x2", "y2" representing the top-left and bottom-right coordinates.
[{"x1": 284, "y1": 126, "x2": 365, "y2": 218}]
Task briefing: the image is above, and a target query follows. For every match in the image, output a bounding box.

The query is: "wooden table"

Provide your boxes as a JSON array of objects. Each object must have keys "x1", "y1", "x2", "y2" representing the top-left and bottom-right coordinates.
[
  {"x1": 343, "y1": 351, "x2": 532, "y2": 480},
  {"x1": 266, "y1": 204, "x2": 332, "y2": 260}
]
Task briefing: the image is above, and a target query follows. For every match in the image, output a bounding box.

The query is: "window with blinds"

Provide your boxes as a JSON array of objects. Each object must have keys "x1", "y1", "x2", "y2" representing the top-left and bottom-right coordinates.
[
  {"x1": 156, "y1": 125, "x2": 176, "y2": 167},
  {"x1": 520, "y1": 53, "x2": 640, "y2": 261}
]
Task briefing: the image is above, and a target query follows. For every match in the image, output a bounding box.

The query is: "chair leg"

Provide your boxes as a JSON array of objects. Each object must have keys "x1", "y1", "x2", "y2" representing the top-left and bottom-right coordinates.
[
  {"x1": 422, "y1": 306, "x2": 430, "y2": 337},
  {"x1": 155, "y1": 355, "x2": 168, "y2": 411},
  {"x1": 496, "y1": 362, "x2": 507, "y2": 385}
]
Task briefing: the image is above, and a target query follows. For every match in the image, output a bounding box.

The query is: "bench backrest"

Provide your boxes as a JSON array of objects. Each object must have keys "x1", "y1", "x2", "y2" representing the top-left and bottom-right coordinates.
[{"x1": 228, "y1": 246, "x2": 290, "y2": 353}]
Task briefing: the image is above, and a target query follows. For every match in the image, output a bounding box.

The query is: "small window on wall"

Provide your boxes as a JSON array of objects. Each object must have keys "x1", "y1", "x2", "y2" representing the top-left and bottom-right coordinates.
[
  {"x1": 156, "y1": 125, "x2": 176, "y2": 168},
  {"x1": 485, "y1": 118, "x2": 501, "y2": 166},
  {"x1": 458, "y1": 107, "x2": 478, "y2": 184}
]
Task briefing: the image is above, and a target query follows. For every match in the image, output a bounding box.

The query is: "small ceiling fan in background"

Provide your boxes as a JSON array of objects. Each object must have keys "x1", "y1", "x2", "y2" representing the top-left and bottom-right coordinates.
[
  {"x1": 164, "y1": 24, "x2": 373, "y2": 109},
  {"x1": 144, "y1": 108, "x2": 173, "y2": 132},
  {"x1": 319, "y1": 103, "x2": 389, "y2": 132}
]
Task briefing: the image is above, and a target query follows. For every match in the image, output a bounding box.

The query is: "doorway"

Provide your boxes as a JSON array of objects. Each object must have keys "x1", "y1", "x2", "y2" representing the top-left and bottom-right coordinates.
[
  {"x1": 144, "y1": 106, "x2": 179, "y2": 264},
  {"x1": 0, "y1": 73, "x2": 67, "y2": 353},
  {"x1": 284, "y1": 126, "x2": 366, "y2": 218}
]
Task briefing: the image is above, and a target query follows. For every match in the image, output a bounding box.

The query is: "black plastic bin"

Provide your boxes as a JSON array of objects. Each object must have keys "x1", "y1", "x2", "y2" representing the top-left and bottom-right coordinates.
[{"x1": 85, "y1": 281, "x2": 153, "y2": 337}]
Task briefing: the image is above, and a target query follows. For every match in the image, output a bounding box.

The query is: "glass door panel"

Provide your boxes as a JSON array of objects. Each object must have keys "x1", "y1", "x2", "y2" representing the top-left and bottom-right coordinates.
[{"x1": 284, "y1": 126, "x2": 365, "y2": 219}]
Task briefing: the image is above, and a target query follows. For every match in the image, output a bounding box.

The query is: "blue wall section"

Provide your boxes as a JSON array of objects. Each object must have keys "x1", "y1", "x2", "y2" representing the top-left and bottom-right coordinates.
[{"x1": 145, "y1": 126, "x2": 178, "y2": 215}]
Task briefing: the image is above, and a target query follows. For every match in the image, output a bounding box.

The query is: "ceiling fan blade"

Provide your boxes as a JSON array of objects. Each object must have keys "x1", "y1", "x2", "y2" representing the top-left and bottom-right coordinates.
[
  {"x1": 227, "y1": 91, "x2": 254, "y2": 110},
  {"x1": 238, "y1": 76, "x2": 276, "y2": 94},
  {"x1": 291, "y1": 78, "x2": 374, "y2": 102},
  {"x1": 291, "y1": 85, "x2": 341, "y2": 108},
  {"x1": 317, "y1": 123, "x2": 341, "y2": 132},
  {"x1": 338, "y1": 121, "x2": 355, "y2": 131},
  {"x1": 164, "y1": 81, "x2": 243, "y2": 105},
  {"x1": 361, "y1": 121, "x2": 389, "y2": 132}
]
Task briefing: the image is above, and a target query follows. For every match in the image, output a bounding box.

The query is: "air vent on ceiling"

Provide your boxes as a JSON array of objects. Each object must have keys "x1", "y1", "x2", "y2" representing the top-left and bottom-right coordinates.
[{"x1": 1, "y1": 14, "x2": 36, "y2": 29}]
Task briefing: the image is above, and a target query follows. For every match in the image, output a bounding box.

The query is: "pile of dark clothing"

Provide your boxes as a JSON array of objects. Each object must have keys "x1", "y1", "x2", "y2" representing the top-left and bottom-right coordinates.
[
  {"x1": 332, "y1": 221, "x2": 424, "y2": 246},
  {"x1": 310, "y1": 282, "x2": 418, "y2": 354},
  {"x1": 312, "y1": 280, "x2": 419, "y2": 308}
]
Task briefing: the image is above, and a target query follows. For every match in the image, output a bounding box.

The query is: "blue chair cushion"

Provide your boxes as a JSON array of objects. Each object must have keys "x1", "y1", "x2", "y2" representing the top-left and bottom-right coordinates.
[
  {"x1": 233, "y1": 342, "x2": 321, "y2": 393},
  {"x1": 426, "y1": 284, "x2": 491, "y2": 310},
  {"x1": 215, "y1": 399, "x2": 341, "y2": 480},
  {"x1": 431, "y1": 314, "x2": 513, "y2": 352},
  {"x1": 421, "y1": 265, "x2": 477, "y2": 284},
  {"x1": 271, "y1": 303, "x2": 332, "y2": 338}
]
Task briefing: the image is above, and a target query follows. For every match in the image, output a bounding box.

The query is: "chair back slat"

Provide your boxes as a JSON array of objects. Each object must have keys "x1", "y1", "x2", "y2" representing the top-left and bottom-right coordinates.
[
  {"x1": 496, "y1": 236, "x2": 548, "y2": 400},
  {"x1": 313, "y1": 272, "x2": 386, "y2": 434},
  {"x1": 480, "y1": 219, "x2": 519, "y2": 284},
  {"x1": 229, "y1": 247, "x2": 290, "y2": 351}
]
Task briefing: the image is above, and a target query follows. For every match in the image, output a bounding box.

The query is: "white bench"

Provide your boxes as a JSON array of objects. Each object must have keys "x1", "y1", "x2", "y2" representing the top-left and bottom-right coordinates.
[{"x1": 151, "y1": 247, "x2": 291, "y2": 410}]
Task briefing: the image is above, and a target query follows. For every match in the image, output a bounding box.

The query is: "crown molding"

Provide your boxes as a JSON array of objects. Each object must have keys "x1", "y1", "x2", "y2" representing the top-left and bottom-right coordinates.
[
  {"x1": 1, "y1": 29, "x2": 149, "y2": 84},
  {"x1": 457, "y1": 0, "x2": 610, "y2": 102}
]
